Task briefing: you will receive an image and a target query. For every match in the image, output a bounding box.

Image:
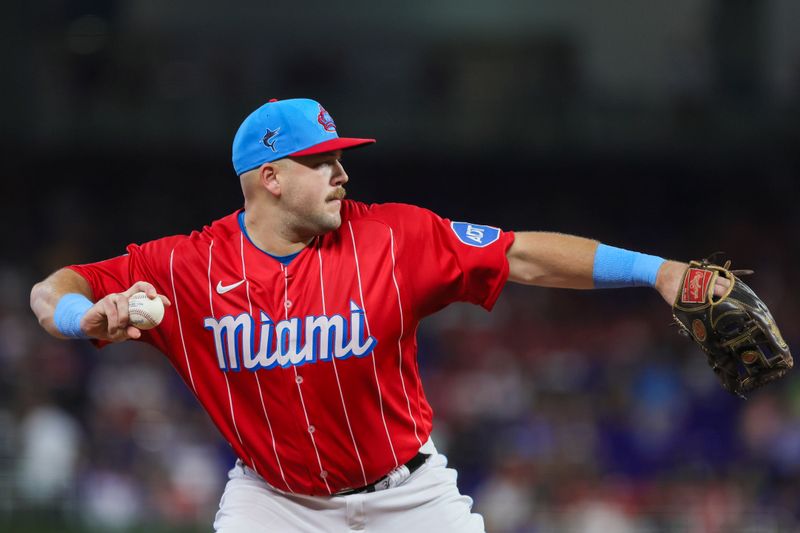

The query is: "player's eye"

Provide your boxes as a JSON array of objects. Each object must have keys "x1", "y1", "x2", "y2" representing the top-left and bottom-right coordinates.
[{"x1": 317, "y1": 156, "x2": 341, "y2": 167}]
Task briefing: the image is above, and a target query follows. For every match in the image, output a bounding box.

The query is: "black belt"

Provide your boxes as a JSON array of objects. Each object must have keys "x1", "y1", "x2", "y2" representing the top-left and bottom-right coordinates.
[{"x1": 335, "y1": 452, "x2": 429, "y2": 496}]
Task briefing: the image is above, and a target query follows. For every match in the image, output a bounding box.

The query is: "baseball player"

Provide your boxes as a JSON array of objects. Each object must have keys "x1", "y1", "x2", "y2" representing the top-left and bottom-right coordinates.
[{"x1": 30, "y1": 98, "x2": 697, "y2": 532}]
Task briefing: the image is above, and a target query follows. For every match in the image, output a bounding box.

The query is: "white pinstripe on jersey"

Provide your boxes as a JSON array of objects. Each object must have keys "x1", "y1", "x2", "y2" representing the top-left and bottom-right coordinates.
[
  {"x1": 169, "y1": 248, "x2": 197, "y2": 395},
  {"x1": 347, "y1": 221, "x2": 398, "y2": 468},
  {"x1": 282, "y1": 262, "x2": 332, "y2": 494},
  {"x1": 316, "y1": 246, "x2": 369, "y2": 487},
  {"x1": 239, "y1": 233, "x2": 294, "y2": 492},
  {"x1": 389, "y1": 227, "x2": 423, "y2": 447},
  {"x1": 206, "y1": 240, "x2": 248, "y2": 466},
  {"x1": 412, "y1": 322, "x2": 425, "y2": 417}
]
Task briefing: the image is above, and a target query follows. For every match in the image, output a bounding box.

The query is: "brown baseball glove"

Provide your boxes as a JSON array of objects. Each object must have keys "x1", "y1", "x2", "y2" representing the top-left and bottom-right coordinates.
[{"x1": 672, "y1": 259, "x2": 793, "y2": 398}]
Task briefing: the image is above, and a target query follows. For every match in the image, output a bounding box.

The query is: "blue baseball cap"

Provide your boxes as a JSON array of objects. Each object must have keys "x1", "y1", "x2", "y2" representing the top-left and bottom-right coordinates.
[{"x1": 232, "y1": 98, "x2": 376, "y2": 175}]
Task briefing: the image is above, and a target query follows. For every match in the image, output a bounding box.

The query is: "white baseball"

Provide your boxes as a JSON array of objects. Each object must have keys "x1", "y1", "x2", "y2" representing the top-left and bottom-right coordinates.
[{"x1": 128, "y1": 292, "x2": 165, "y2": 330}]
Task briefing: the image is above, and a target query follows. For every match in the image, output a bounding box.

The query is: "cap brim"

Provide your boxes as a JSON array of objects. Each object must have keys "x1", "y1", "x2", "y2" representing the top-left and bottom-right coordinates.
[{"x1": 290, "y1": 137, "x2": 376, "y2": 157}]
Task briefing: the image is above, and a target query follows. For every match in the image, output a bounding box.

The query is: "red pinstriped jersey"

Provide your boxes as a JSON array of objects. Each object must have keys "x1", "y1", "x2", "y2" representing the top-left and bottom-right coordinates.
[{"x1": 69, "y1": 200, "x2": 514, "y2": 495}]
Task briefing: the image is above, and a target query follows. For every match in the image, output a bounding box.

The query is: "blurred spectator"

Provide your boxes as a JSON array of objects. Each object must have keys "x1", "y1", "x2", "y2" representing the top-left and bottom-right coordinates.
[{"x1": 16, "y1": 404, "x2": 81, "y2": 507}]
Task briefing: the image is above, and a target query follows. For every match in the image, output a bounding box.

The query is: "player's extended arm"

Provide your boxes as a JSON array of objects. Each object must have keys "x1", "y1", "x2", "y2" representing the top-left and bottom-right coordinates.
[
  {"x1": 505, "y1": 232, "x2": 688, "y2": 304},
  {"x1": 30, "y1": 268, "x2": 169, "y2": 342}
]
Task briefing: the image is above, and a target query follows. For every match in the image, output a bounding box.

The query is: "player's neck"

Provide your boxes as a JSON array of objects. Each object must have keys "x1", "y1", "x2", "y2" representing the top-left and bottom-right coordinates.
[{"x1": 242, "y1": 207, "x2": 311, "y2": 256}]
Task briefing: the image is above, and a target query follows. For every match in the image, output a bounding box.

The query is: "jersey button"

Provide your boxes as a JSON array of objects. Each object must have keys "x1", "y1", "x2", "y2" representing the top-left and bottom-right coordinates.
[
  {"x1": 320, "y1": 470, "x2": 328, "y2": 479},
  {"x1": 295, "y1": 375, "x2": 303, "y2": 384},
  {"x1": 308, "y1": 425, "x2": 315, "y2": 433},
  {"x1": 285, "y1": 300, "x2": 292, "y2": 308}
]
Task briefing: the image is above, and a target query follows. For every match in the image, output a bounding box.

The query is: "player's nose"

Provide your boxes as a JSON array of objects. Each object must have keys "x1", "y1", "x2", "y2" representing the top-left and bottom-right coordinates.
[{"x1": 332, "y1": 161, "x2": 349, "y2": 186}]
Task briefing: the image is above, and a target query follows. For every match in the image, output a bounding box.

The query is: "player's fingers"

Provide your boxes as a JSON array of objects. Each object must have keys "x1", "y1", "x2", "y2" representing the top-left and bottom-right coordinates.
[
  {"x1": 108, "y1": 329, "x2": 127, "y2": 343},
  {"x1": 123, "y1": 281, "x2": 158, "y2": 299},
  {"x1": 107, "y1": 320, "x2": 141, "y2": 343},
  {"x1": 114, "y1": 293, "x2": 131, "y2": 327},
  {"x1": 713, "y1": 275, "x2": 732, "y2": 297},
  {"x1": 126, "y1": 325, "x2": 142, "y2": 340},
  {"x1": 109, "y1": 328, "x2": 137, "y2": 343},
  {"x1": 105, "y1": 310, "x2": 141, "y2": 343},
  {"x1": 158, "y1": 295, "x2": 172, "y2": 307},
  {"x1": 102, "y1": 296, "x2": 121, "y2": 336}
]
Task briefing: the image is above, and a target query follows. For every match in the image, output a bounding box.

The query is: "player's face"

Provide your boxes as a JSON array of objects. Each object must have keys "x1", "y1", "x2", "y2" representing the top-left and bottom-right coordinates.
[{"x1": 278, "y1": 151, "x2": 349, "y2": 236}]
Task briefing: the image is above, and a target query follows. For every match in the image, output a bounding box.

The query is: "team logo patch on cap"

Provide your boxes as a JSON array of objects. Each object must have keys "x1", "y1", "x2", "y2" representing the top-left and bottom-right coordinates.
[
  {"x1": 317, "y1": 105, "x2": 336, "y2": 132},
  {"x1": 451, "y1": 222, "x2": 500, "y2": 248},
  {"x1": 262, "y1": 127, "x2": 280, "y2": 152}
]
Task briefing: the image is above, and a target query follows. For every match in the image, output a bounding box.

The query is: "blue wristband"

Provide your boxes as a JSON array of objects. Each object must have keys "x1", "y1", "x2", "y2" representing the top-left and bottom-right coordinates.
[
  {"x1": 53, "y1": 293, "x2": 93, "y2": 338},
  {"x1": 593, "y1": 243, "x2": 665, "y2": 288}
]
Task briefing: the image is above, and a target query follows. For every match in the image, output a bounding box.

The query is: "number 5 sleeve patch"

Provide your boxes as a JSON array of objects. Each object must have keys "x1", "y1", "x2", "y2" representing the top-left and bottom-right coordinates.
[{"x1": 450, "y1": 222, "x2": 501, "y2": 248}]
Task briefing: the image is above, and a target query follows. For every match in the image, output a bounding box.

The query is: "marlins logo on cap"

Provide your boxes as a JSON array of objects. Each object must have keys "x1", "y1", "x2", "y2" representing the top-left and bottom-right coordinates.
[
  {"x1": 232, "y1": 98, "x2": 375, "y2": 175},
  {"x1": 262, "y1": 128, "x2": 280, "y2": 153}
]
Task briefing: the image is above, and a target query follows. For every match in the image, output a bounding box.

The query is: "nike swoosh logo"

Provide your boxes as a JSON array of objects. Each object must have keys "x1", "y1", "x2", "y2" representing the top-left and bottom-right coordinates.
[{"x1": 216, "y1": 280, "x2": 245, "y2": 294}]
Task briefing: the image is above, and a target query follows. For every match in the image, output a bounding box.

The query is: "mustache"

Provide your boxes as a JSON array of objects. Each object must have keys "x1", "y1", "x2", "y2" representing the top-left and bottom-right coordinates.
[{"x1": 328, "y1": 188, "x2": 346, "y2": 201}]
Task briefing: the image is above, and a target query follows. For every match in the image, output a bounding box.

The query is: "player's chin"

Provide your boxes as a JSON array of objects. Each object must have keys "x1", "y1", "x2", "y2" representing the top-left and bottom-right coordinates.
[
  {"x1": 328, "y1": 212, "x2": 342, "y2": 230},
  {"x1": 317, "y1": 209, "x2": 342, "y2": 232}
]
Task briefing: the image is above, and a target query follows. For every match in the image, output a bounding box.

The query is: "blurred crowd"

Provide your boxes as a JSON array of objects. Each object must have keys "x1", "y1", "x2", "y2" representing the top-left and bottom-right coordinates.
[
  {"x1": 2, "y1": 259, "x2": 798, "y2": 532},
  {"x1": 423, "y1": 285, "x2": 800, "y2": 532}
]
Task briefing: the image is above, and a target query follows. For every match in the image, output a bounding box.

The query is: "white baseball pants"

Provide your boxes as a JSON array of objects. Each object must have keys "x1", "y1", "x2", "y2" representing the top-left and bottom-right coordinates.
[{"x1": 213, "y1": 449, "x2": 486, "y2": 533}]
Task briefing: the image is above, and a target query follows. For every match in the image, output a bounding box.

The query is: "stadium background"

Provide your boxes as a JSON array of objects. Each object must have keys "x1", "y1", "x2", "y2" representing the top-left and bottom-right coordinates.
[{"x1": 2, "y1": 1, "x2": 799, "y2": 531}]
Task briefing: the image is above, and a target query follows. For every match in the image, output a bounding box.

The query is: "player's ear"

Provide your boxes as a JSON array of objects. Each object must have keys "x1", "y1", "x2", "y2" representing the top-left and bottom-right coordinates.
[{"x1": 259, "y1": 162, "x2": 282, "y2": 198}]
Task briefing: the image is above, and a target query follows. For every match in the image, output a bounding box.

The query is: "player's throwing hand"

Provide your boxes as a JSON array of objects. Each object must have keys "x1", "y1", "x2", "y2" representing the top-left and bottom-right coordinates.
[{"x1": 80, "y1": 281, "x2": 171, "y2": 342}]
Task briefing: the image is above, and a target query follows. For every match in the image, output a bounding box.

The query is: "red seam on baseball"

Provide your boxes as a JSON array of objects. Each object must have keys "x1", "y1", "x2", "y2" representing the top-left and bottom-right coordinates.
[
  {"x1": 130, "y1": 309, "x2": 158, "y2": 324},
  {"x1": 132, "y1": 311, "x2": 154, "y2": 321}
]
